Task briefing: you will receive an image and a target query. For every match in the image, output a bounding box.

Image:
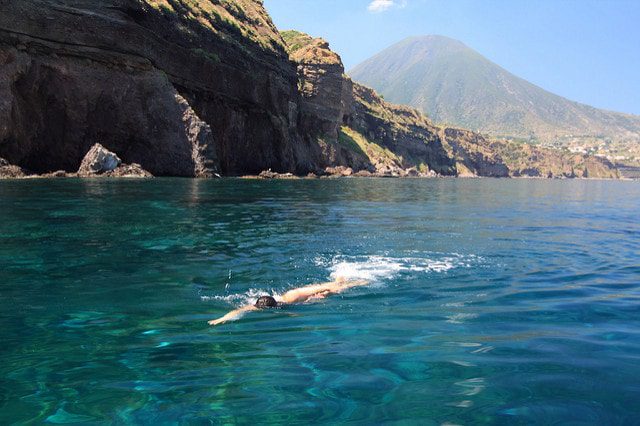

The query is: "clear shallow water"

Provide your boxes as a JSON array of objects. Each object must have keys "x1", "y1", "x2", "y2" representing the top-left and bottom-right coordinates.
[{"x1": 1, "y1": 178, "x2": 639, "y2": 425}]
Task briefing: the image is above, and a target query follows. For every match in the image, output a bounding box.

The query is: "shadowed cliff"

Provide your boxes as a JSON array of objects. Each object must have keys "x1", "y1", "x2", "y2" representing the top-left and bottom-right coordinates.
[{"x1": 0, "y1": 0, "x2": 305, "y2": 176}]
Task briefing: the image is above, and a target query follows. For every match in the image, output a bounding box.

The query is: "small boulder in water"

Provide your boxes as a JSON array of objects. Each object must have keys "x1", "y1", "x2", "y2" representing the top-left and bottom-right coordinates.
[
  {"x1": 325, "y1": 166, "x2": 353, "y2": 177},
  {"x1": 0, "y1": 158, "x2": 28, "y2": 178},
  {"x1": 258, "y1": 169, "x2": 279, "y2": 179},
  {"x1": 78, "y1": 143, "x2": 121, "y2": 176},
  {"x1": 257, "y1": 169, "x2": 297, "y2": 179},
  {"x1": 42, "y1": 170, "x2": 74, "y2": 178},
  {"x1": 76, "y1": 144, "x2": 152, "y2": 178},
  {"x1": 105, "y1": 163, "x2": 153, "y2": 178}
]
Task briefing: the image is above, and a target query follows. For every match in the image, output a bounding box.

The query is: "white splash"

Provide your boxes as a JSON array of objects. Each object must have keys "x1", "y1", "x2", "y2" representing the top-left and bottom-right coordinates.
[
  {"x1": 327, "y1": 253, "x2": 478, "y2": 282},
  {"x1": 329, "y1": 256, "x2": 405, "y2": 281}
]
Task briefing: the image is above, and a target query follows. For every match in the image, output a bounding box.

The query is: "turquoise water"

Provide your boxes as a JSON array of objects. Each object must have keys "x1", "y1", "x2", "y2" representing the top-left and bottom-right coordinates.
[{"x1": 1, "y1": 178, "x2": 639, "y2": 424}]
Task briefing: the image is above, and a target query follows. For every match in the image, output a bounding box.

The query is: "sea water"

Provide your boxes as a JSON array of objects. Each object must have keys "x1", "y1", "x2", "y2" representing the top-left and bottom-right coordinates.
[{"x1": 0, "y1": 178, "x2": 638, "y2": 424}]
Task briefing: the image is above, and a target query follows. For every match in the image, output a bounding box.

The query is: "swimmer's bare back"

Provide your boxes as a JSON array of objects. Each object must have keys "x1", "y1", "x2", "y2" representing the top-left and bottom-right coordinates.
[{"x1": 208, "y1": 278, "x2": 368, "y2": 326}]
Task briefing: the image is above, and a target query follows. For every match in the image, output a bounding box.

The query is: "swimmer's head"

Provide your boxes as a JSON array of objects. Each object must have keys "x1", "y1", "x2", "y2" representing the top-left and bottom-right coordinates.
[{"x1": 255, "y1": 296, "x2": 278, "y2": 309}]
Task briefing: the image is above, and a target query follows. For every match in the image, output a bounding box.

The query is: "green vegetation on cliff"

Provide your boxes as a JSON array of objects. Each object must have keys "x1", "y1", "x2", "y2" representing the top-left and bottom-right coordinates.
[
  {"x1": 281, "y1": 30, "x2": 314, "y2": 52},
  {"x1": 147, "y1": 0, "x2": 286, "y2": 52}
]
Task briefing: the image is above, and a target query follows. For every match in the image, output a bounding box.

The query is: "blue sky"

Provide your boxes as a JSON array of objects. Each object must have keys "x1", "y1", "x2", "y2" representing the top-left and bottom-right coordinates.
[{"x1": 264, "y1": 0, "x2": 640, "y2": 115}]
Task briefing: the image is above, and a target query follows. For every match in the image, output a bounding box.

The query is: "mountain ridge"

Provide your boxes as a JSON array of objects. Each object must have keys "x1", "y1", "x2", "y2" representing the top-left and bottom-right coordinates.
[{"x1": 350, "y1": 35, "x2": 640, "y2": 148}]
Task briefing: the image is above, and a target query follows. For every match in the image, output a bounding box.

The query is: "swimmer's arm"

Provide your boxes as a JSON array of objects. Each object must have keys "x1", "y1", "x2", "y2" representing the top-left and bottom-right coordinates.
[{"x1": 208, "y1": 305, "x2": 257, "y2": 326}]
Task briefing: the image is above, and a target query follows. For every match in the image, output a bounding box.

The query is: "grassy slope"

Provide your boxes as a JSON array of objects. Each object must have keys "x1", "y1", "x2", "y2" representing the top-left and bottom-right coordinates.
[{"x1": 145, "y1": 0, "x2": 286, "y2": 53}]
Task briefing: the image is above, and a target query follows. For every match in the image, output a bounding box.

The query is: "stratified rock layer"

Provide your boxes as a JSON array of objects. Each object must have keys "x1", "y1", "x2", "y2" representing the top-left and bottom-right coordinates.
[{"x1": 0, "y1": 0, "x2": 301, "y2": 176}]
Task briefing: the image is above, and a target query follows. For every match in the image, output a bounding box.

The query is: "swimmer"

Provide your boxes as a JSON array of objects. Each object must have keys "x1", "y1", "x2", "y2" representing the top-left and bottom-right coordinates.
[{"x1": 208, "y1": 278, "x2": 369, "y2": 326}]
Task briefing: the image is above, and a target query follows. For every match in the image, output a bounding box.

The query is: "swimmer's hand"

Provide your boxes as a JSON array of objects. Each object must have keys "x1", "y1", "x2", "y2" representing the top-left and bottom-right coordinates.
[{"x1": 306, "y1": 290, "x2": 330, "y2": 302}]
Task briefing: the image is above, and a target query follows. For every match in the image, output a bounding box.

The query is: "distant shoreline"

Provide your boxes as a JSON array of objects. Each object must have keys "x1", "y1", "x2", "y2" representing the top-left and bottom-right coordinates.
[{"x1": 1, "y1": 174, "x2": 634, "y2": 182}]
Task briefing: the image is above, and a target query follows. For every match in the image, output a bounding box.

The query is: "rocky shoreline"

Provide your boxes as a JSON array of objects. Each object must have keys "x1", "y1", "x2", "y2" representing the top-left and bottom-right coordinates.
[
  {"x1": 1, "y1": 144, "x2": 152, "y2": 179},
  {"x1": 0, "y1": 141, "x2": 625, "y2": 181}
]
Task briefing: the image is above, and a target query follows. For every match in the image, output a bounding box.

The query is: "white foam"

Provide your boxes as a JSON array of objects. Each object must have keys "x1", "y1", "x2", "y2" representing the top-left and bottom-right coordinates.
[
  {"x1": 328, "y1": 253, "x2": 477, "y2": 282},
  {"x1": 329, "y1": 256, "x2": 405, "y2": 281}
]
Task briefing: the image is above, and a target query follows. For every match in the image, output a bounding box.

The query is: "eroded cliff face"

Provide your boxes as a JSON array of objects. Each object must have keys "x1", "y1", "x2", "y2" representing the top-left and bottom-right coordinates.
[
  {"x1": 283, "y1": 30, "x2": 457, "y2": 176},
  {"x1": 440, "y1": 128, "x2": 510, "y2": 178},
  {"x1": 0, "y1": 45, "x2": 215, "y2": 176},
  {"x1": 282, "y1": 31, "x2": 349, "y2": 139},
  {"x1": 0, "y1": 0, "x2": 307, "y2": 176},
  {"x1": 347, "y1": 83, "x2": 456, "y2": 175}
]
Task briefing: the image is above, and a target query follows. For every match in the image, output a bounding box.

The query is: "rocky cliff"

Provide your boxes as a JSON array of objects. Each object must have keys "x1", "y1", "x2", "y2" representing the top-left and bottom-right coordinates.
[
  {"x1": 0, "y1": 0, "x2": 311, "y2": 176},
  {"x1": 0, "y1": 2, "x2": 620, "y2": 179},
  {"x1": 440, "y1": 127, "x2": 618, "y2": 178},
  {"x1": 283, "y1": 30, "x2": 457, "y2": 177},
  {"x1": 485, "y1": 137, "x2": 619, "y2": 178}
]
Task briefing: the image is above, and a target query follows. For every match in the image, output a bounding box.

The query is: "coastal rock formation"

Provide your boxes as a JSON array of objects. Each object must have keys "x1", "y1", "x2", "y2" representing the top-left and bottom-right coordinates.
[
  {"x1": 257, "y1": 169, "x2": 296, "y2": 179},
  {"x1": 0, "y1": 158, "x2": 27, "y2": 178},
  {"x1": 42, "y1": 170, "x2": 75, "y2": 178},
  {"x1": 284, "y1": 30, "x2": 619, "y2": 179},
  {"x1": 283, "y1": 30, "x2": 456, "y2": 176},
  {"x1": 440, "y1": 128, "x2": 510, "y2": 177},
  {"x1": 347, "y1": 83, "x2": 456, "y2": 176},
  {"x1": 0, "y1": 0, "x2": 302, "y2": 176},
  {"x1": 78, "y1": 144, "x2": 152, "y2": 178},
  {"x1": 441, "y1": 127, "x2": 618, "y2": 178},
  {"x1": 104, "y1": 163, "x2": 153, "y2": 178},
  {"x1": 486, "y1": 138, "x2": 619, "y2": 178},
  {"x1": 282, "y1": 31, "x2": 351, "y2": 140},
  {"x1": 78, "y1": 144, "x2": 122, "y2": 176}
]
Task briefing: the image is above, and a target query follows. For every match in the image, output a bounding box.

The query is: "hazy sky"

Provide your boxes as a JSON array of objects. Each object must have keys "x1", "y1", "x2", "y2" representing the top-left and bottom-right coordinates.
[{"x1": 264, "y1": 0, "x2": 640, "y2": 115}]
